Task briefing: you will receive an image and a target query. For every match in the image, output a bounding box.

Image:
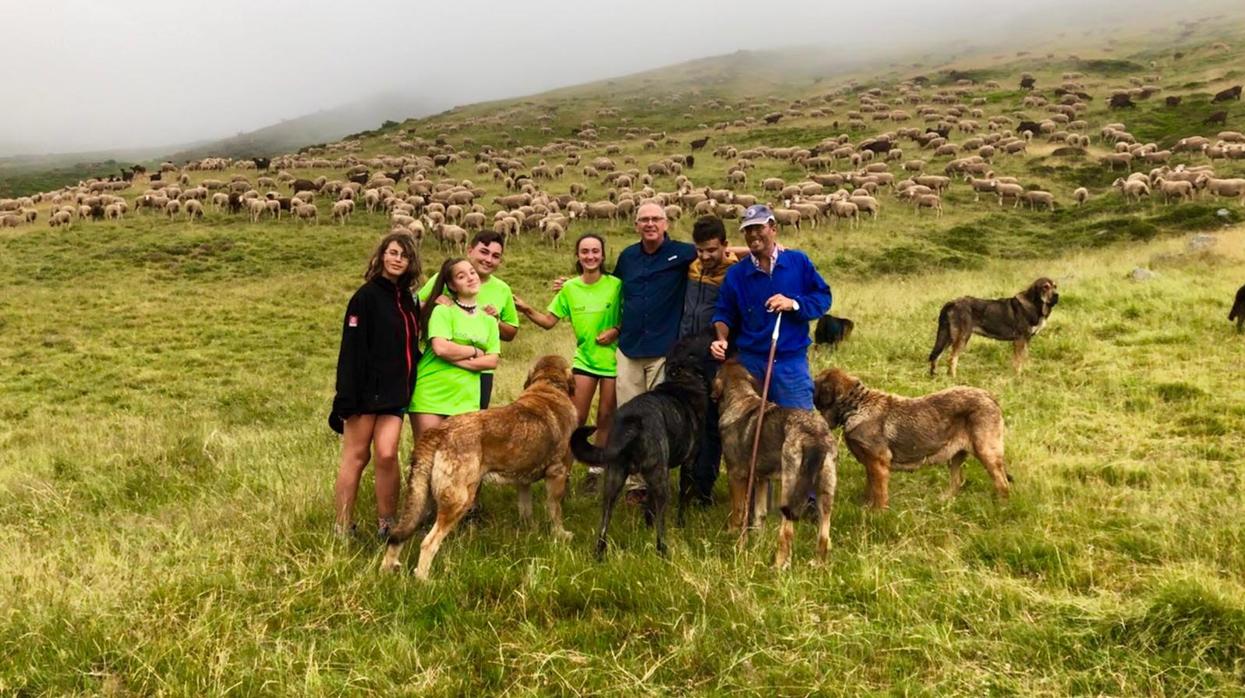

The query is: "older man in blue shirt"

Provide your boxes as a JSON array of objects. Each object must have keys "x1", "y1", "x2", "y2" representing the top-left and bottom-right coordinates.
[{"x1": 709, "y1": 205, "x2": 832, "y2": 409}]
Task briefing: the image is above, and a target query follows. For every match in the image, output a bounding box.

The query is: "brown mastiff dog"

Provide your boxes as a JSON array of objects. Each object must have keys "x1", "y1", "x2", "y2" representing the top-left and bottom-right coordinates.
[
  {"x1": 380, "y1": 355, "x2": 577, "y2": 579},
  {"x1": 813, "y1": 368, "x2": 1010, "y2": 509},
  {"x1": 714, "y1": 359, "x2": 837, "y2": 568},
  {"x1": 928, "y1": 277, "x2": 1059, "y2": 377}
]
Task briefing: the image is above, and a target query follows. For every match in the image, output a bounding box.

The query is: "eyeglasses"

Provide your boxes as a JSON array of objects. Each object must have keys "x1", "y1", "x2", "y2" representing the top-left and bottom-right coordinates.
[
  {"x1": 636, "y1": 217, "x2": 666, "y2": 224},
  {"x1": 384, "y1": 250, "x2": 410, "y2": 259}
]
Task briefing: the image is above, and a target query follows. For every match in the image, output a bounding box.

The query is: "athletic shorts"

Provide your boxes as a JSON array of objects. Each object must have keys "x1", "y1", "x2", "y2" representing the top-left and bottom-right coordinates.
[
  {"x1": 735, "y1": 350, "x2": 814, "y2": 410},
  {"x1": 572, "y1": 367, "x2": 615, "y2": 379},
  {"x1": 480, "y1": 373, "x2": 493, "y2": 410}
]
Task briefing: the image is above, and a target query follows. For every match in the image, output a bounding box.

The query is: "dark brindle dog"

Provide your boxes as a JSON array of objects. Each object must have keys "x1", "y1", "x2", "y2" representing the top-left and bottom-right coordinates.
[
  {"x1": 714, "y1": 359, "x2": 837, "y2": 568},
  {"x1": 813, "y1": 314, "x2": 855, "y2": 350},
  {"x1": 814, "y1": 368, "x2": 1010, "y2": 509},
  {"x1": 571, "y1": 331, "x2": 714, "y2": 558},
  {"x1": 1230, "y1": 284, "x2": 1245, "y2": 333},
  {"x1": 928, "y1": 277, "x2": 1059, "y2": 377}
]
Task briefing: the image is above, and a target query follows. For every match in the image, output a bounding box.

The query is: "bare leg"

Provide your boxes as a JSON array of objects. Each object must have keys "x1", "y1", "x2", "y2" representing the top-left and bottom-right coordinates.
[
  {"x1": 333, "y1": 414, "x2": 377, "y2": 532},
  {"x1": 372, "y1": 415, "x2": 404, "y2": 523}
]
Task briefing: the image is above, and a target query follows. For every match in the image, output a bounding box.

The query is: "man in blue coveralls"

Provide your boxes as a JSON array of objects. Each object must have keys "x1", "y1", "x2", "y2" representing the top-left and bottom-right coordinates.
[{"x1": 709, "y1": 204, "x2": 831, "y2": 410}]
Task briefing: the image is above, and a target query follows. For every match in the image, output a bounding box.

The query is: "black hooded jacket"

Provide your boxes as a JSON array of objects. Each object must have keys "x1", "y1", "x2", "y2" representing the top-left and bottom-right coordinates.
[{"x1": 331, "y1": 275, "x2": 420, "y2": 419}]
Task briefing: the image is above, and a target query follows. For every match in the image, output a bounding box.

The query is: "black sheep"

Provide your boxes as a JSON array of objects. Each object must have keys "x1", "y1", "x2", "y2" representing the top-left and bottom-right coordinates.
[
  {"x1": 1165, "y1": 96, "x2": 1182, "y2": 107},
  {"x1": 1204, "y1": 111, "x2": 1227, "y2": 126},
  {"x1": 690, "y1": 136, "x2": 710, "y2": 151},
  {"x1": 1109, "y1": 94, "x2": 1136, "y2": 109},
  {"x1": 252, "y1": 157, "x2": 271, "y2": 171},
  {"x1": 1212, "y1": 85, "x2": 1242, "y2": 103}
]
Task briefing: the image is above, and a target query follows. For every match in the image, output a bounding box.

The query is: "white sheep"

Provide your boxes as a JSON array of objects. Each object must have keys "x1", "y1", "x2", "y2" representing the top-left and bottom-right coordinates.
[
  {"x1": 1073, "y1": 187, "x2": 1089, "y2": 206},
  {"x1": 331, "y1": 199, "x2": 354, "y2": 224}
]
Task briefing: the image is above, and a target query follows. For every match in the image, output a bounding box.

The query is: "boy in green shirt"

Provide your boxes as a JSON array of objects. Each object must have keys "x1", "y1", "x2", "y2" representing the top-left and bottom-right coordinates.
[{"x1": 417, "y1": 231, "x2": 518, "y2": 408}]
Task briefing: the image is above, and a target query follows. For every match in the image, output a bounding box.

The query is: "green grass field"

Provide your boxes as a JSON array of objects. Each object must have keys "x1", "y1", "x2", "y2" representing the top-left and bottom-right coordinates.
[
  {"x1": 4, "y1": 13, "x2": 1245, "y2": 695},
  {"x1": 1, "y1": 211, "x2": 1243, "y2": 694}
]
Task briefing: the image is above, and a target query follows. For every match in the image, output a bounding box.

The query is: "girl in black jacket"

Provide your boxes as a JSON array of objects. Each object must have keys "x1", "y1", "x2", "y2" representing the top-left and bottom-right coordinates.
[{"x1": 331, "y1": 232, "x2": 421, "y2": 539}]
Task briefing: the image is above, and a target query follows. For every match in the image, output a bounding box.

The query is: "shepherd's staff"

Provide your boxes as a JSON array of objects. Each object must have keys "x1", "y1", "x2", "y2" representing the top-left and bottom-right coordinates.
[{"x1": 737, "y1": 309, "x2": 782, "y2": 551}]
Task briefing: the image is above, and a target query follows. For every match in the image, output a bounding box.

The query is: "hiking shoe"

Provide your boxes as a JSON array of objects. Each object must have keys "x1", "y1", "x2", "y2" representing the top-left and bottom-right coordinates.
[
  {"x1": 333, "y1": 521, "x2": 358, "y2": 541},
  {"x1": 625, "y1": 489, "x2": 648, "y2": 506},
  {"x1": 377, "y1": 516, "x2": 396, "y2": 540},
  {"x1": 580, "y1": 471, "x2": 600, "y2": 496}
]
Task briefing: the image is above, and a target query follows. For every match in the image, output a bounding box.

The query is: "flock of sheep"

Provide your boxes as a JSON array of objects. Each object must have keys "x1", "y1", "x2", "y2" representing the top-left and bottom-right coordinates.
[{"x1": 2, "y1": 44, "x2": 1242, "y2": 248}]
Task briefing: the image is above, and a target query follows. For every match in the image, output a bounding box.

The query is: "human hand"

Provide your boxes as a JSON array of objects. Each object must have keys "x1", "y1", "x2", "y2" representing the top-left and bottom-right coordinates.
[
  {"x1": 595, "y1": 327, "x2": 619, "y2": 345},
  {"x1": 482, "y1": 304, "x2": 499, "y2": 318},
  {"x1": 434, "y1": 294, "x2": 453, "y2": 307},
  {"x1": 550, "y1": 276, "x2": 568, "y2": 292},
  {"x1": 513, "y1": 296, "x2": 531, "y2": 315},
  {"x1": 765, "y1": 294, "x2": 796, "y2": 312},
  {"x1": 710, "y1": 339, "x2": 728, "y2": 361}
]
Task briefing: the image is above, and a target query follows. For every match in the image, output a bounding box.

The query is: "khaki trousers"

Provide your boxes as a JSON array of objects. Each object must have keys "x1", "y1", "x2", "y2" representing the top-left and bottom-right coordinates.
[{"x1": 615, "y1": 351, "x2": 666, "y2": 491}]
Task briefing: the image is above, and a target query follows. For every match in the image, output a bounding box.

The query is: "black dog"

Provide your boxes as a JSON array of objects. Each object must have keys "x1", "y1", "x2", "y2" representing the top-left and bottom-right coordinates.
[
  {"x1": 1230, "y1": 284, "x2": 1245, "y2": 333},
  {"x1": 571, "y1": 331, "x2": 713, "y2": 558},
  {"x1": 813, "y1": 314, "x2": 854, "y2": 350}
]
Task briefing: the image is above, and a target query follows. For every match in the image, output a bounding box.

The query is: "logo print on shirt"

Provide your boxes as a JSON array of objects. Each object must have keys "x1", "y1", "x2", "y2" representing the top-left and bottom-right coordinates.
[
  {"x1": 667, "y1": 255, "x2": 679, "y2": 261},
  {"x1": 348, "y1": 315, "x2": 359, "y2": 327}
]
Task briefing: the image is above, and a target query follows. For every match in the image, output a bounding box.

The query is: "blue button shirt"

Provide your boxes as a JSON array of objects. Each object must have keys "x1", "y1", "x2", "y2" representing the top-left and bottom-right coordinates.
[
  {"x1": 712, "y1": 248, "x2": 832, "y2": 358},
  {"x1": 615, "y1": 236, "x2": 697, "y2": 358}
]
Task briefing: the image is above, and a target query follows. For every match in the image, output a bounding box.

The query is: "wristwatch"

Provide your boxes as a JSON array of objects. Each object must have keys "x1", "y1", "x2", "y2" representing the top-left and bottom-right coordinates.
[{"x1": 791, "y1": 300, "x2": 800, "y2": 311}]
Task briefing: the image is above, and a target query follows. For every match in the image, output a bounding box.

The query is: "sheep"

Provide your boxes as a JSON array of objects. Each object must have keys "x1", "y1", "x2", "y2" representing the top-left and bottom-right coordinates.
[
  {"x1": 790, "y1": 202, "x2": 822, "y2": 228},
  {"x1": 829, "y1": 199, "x2": 859, "y2": 228},
  {"x1": 103, "y1": 203, "x2": 124, "y2": 220},
  {"x1": 762, "y1": 177, "x2": 786, "y2": 192},
  {"x1": 850, "y1": 195, "x2": 880, "y2": 219},
  {"x1": 994, "y1": 182, "x2": 1026, "y2": 207},
  {"x1": 332, "y1": 199, "x2": 355, "y2": 224},
  {"x1": 1023, "y1": 190, "x2": 1056, "y2": 211},
  {"x1": 462, "y1": 211, "x2": 487, "y2": 231},
  {"x1": 295, "y1": 203, "x2": 319, "y2": 224},
  {"x1": 184, "y1": 199, "x2": 204, "y2": 221},
  {"x1": 437, "y1": 223, "x2": 468, "y2": 254},
  {"x1": 164, "y1": 200, "x2": 182, "y2": 218},
  {"x1": 1101, "y1": 152, "x2": 1133, "y2": 170},
  {"x1": 964, "y1": 176, "x2": 997, "y2": 201},
  {"x1": 539, "y1": 219, "x2": 566, "y2": 249},
  {"x1": 1112, "y1": 177, "x2": 1151, "y2": 203},
  {"x1": 0, "y1": 214, "x2": 20, "y2": 228},
  {"x1": 1073, "y1": 187, "x2": 1089, "y2": 206},
  {"x1": 1196, "y1": 176, "x2": 1245, "y2": 202},
  {"x1": 1154, "y1": 178, "x2": 1194, "y2": 203},
  {"x1": 912, "y1": 193, "x2": 943, "y2": 217},
  {"x1": 49, "y1": 210, "x2": 73, "y2": 227},
  {"x1": 771, "y1": 208, "x2": 802, "y2": 231},
  {"x1": 21, "y1": 208, "x2": 37, "y2": 223}
]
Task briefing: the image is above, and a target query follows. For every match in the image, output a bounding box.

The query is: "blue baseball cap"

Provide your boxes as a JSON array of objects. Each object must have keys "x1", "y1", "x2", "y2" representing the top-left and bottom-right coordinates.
[{"x1": 739, "y1": 204, "x2": 775, "y2": 230}]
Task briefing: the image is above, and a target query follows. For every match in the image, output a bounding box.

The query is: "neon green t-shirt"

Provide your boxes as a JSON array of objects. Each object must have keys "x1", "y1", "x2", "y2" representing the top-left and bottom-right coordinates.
[
  {"x1": 548, "y1": 275, "x2": 621, "y2": 377},
  {"x1": 409, "y1": 304, "x2": 500, "y2": 416},
  {"x1": 418, "y1": 273, "x2": 517, "y2": 375}
]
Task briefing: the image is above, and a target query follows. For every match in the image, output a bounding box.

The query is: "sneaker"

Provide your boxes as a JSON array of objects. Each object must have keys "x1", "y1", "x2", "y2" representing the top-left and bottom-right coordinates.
[
  {"x1": 377, "y1": 516, "x2": 395, "y2": 540},
  {"x1": 580, "y1": 471, "x2": 600, "y2": 496},
  {"x1": 333, "y1": 521, "x2": 358, "y2": 541}
]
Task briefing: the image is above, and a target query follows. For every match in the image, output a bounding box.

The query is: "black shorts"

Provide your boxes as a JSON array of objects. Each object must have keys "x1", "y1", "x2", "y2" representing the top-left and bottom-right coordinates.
[
  {"x1": 572, "y1": 367, "x2": 615, "y2": 380},
  {"x1": 480, "y1": 373, "x2": 494, "y2": 409}
]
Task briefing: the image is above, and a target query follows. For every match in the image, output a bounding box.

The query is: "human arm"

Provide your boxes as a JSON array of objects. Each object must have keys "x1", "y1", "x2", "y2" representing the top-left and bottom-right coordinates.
[
  {"x1": 710, "y1": 320, "x2": 730, "y2": 360},
  {"x1": 449, "y1": 314, "x2": 501, "y2": 371},
  {"x1": 430, "y1": 336, "x2": 478, "y2": 361},
  {"x1": 514, "y1": 294, "x2": 560, "y2": 330},
  {"x1": 595, "y1": 327, "x2": 620, "y2": 346},
  {"x1": 765, "y1": 254, "x2": 831, "y2": 320},
  {"x1": 332, "y1": 292, "x2": 369, "y2": 412},
  {"x1": 709, "y1": 275, "x2": 740, "y2": 361},
  {"x1": 494, "y1": 290, "x2": 520, "y2": 342}
]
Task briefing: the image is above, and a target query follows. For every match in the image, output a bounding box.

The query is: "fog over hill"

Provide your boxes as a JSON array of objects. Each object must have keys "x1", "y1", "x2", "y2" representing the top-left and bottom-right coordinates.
[{"x1": 3, "y1": 0, "x2": 1243, "y2": 159}]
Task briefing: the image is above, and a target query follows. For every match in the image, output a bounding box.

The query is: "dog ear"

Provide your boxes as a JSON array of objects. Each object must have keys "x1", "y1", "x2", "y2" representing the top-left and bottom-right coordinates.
[{"x1": 812, "y1": 372, "x2": 834, "y2": 410}]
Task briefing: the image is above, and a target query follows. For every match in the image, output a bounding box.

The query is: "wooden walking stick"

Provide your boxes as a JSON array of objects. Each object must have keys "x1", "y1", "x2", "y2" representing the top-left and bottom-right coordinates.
[{"x1": 737, "y1": 311, "x2": 783, "y2": 551}]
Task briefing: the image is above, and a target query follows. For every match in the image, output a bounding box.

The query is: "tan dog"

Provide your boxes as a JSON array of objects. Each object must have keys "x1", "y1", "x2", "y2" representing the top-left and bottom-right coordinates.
[
  {"x1": 928, "y1": 277, "x2": 1060, "y2": 377},
  {"x1": 714, "y1": 359, "x2": 837, "y2": 569},
  {"x1": 380, "y1": 355, "x2": 577, "y2": 579},
  {"x1": 813, "y1": 368, "x2": 1009, "y2": 509}
]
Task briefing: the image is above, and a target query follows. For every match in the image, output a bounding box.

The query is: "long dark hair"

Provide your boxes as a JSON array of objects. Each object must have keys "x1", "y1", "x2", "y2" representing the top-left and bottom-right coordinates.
[
  {"x1": 420, "y1": 257, "x2": 468, "y2": 339},
  {"x1": 364, "y1": 231, "x2": 422, "y2": 289},
  {"x1": 573, "y1": 232, "x2": 610, "y2": 275}
]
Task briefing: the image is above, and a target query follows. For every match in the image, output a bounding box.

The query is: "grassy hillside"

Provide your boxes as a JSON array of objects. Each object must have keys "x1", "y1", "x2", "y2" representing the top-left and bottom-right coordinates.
[{"x1": 2, "y1": 10, "x2": 1245, "y2": 695}]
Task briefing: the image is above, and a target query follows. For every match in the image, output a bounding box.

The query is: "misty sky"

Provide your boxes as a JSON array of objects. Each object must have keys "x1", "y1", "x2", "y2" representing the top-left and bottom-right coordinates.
[{"x1": 1, "y1": 0, "x2": 1232, "y2": 156}]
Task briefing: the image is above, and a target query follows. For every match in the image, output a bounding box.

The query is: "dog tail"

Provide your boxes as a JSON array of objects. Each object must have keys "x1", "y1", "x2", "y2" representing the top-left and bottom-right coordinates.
[
  {"x1": 780, "y1": 441, "x2": 827, "y2": 521},
  {"x1": 570, "y1": 425, "x2": 606, "y2": 465},
  {"x1": 1230, "y1": 288, "x2": 1245, "y2": 321},
  {"x1": 603, "y1": 414, "x2": 645, "y2": 464},
  {"x1": 928, "y1": 302, "x2": 953, "y2": 367},
  {"x1": 387, "y1": 431, "x2": 439, "y2": 544}
]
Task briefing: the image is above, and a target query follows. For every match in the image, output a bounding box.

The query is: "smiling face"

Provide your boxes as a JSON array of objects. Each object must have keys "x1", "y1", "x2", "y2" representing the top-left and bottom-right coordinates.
[
  {"x1": 469, "y1": 240, "x2": 504, "y2": 278},
  {"x1": 576, "y1": 236, "x2": 603, "y2": 273},
  {"x1": 695, "y1": 237, "x2": 726, "y2": 271},
  {"x1": 448, "y1": 259, "x2": 481, "y2": 298},
  {"x1": 634, "y1": 203, "x2": 668, "y2": 246},
  {"x1": 380, "y1": 241, "x2": 410, "y2": 280},
  {"x1": 742, "y1": 221, "x2": 776, "y2": 258}
]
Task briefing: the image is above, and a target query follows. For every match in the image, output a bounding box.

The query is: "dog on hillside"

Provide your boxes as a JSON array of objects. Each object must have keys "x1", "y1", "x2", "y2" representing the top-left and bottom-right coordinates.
[
  {"x1": 1230, "y1": 283, "x2": 1245, "y2": 333},
  {"x1": 928, "y1": 277, "x2": 1059, "y2": 377},
  {"x1": 571, "y1": 331, "x2": 714, "y2": 558},
  {"x1": 380, "y1": 355, "x2": 578, "y2": 579},
  {"x1": 813, "y1": 314, "x2": 855, "y2": 350},
  {"x1": 813, "y1": 368, "x2": 1010, "y2": 509},
  {"x1": 713, "y1": 359, "x2": 837, "y2": 568}
]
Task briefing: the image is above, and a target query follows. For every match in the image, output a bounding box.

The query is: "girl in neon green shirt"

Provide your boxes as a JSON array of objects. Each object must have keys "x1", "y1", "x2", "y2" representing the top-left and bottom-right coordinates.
[
  {"x1": 515, "y1": 233, "x2": 619, "y2": 490},
  {"x1": 409, "y1": 258, "x2": 500, "y2": 441}
]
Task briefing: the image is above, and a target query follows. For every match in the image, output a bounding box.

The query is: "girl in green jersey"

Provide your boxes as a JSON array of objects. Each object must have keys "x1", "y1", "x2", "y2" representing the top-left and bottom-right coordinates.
[
  {"x1": 409, "y1": 258, "x2": 501, "y2": 441},
  {"x1": 515, "y1": 233, "x2": 620, "y2": 491}
]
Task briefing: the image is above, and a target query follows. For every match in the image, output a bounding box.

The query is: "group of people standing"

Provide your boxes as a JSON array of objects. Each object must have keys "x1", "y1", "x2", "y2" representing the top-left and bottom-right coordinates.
[{"x1": 329, "y1": 202, "x2": 832, "y2": 539}]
